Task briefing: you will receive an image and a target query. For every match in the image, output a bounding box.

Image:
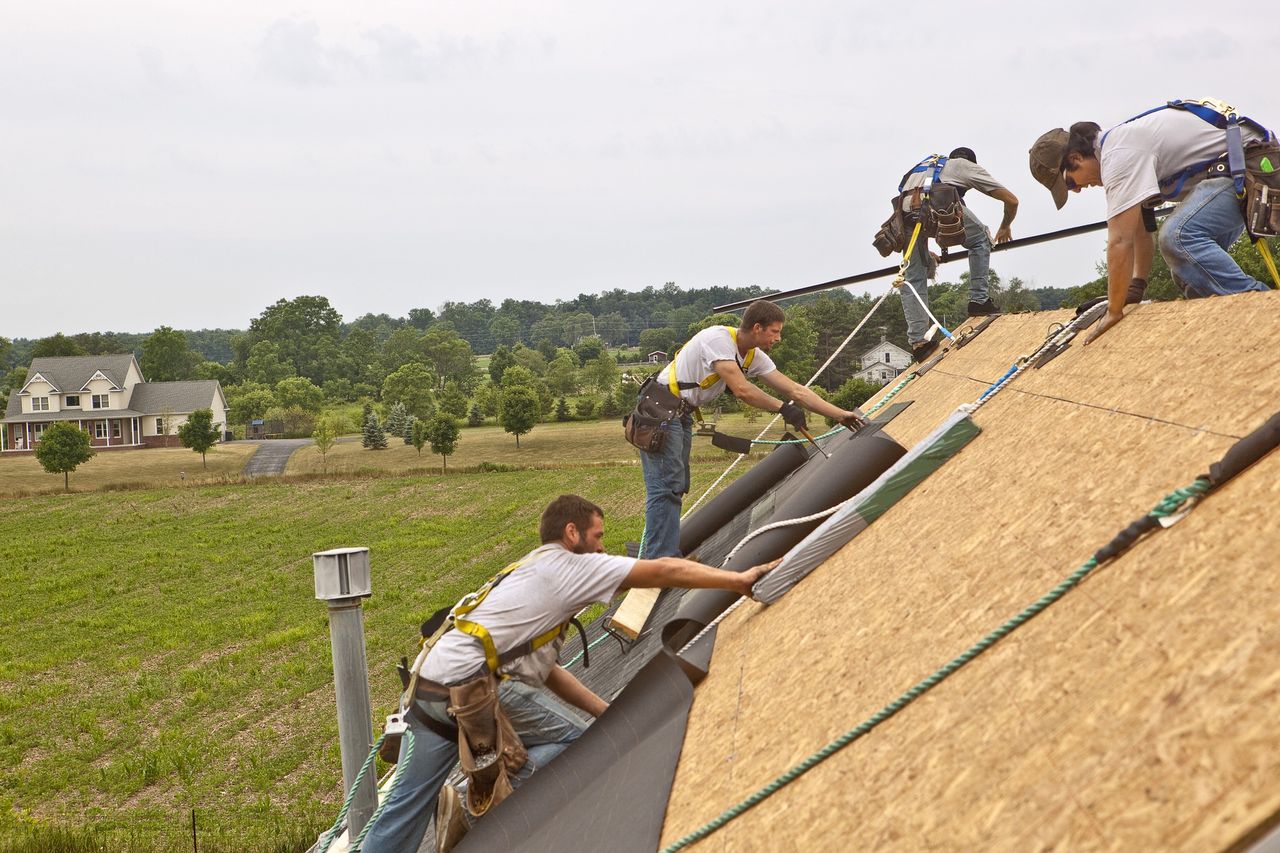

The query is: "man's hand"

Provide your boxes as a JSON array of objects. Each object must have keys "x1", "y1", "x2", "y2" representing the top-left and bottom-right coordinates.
[
  {"x1": 994, "y1": 226, "x2": 1013, "y2": 244},
  {"x1": 740, "y1": 558, "x2": 782, "y2": 597},
  {"x1": 839, "y1": 410, "x2": 868, "y2": 431},
  {"x1": 1083, "y1": 310, "x2": 1124, "y2": 345},
  {"x1": 778, "y1": 401, "x2": 807, "y2": 431}
]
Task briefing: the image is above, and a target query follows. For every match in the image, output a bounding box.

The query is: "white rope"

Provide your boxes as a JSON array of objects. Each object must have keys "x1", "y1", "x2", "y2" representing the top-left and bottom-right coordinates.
[{"x1": 682, "y1": 290, "x2": 891, "y2": 517}]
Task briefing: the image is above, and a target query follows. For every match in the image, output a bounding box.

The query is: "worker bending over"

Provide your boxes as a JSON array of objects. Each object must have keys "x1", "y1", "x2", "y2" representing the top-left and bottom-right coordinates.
[
  {"x1": 361, "y1": 494, "x2": 775, "y2": 853},
  {"x1": 635, "y1": 299, "x2": 866, "y2": 559}
]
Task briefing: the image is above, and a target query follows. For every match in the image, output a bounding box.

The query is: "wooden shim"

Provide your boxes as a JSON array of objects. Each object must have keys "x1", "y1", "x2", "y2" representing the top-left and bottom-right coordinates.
[{"x1": 607, "y1": 587, "x2": 660, "y2": 640}]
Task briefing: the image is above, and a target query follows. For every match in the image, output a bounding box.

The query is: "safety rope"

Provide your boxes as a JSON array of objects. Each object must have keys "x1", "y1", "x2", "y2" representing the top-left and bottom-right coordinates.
[
  {"x1": 317, "y1": 729, "x2": 415, "y2": 853},
  {"x1": 659, "y1": 478, "x2": 1211, "y2": 853},
  {"x1": 682, "y1": 291, "x2": 892, "y2": 516}
]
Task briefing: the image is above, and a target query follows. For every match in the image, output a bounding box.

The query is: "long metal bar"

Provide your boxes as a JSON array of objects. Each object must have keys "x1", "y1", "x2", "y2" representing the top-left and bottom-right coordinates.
[{"x1": 713, "y1": 210, "x2": 1173, "y2": 312}]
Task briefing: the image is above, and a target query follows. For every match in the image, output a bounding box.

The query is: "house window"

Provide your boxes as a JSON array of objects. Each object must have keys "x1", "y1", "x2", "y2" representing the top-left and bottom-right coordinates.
[
  {"x1": 31, "y1": 396, "x2": 50, "y2": 411},
  {"x1": 94, "y1": 422, "x2": 107, "y2": 439},
  {"x1": 112, "y1": 422, "x2": 121, "y2": 439},
  {"x1": 92, "y1": 394, "x2": 109, "y2": 409},
  {"x1": 155, "y1": 418, "x2": 165, "y2": 433},
  {"x1": 65, "y1": 395, "x2": 80, "y2": 407},
  {"x1": 32, "y1": 423, "x2": 47, "y2": 440},
  {"x1": 884, "y1": 352, "x2": 891, "y2": 363}
]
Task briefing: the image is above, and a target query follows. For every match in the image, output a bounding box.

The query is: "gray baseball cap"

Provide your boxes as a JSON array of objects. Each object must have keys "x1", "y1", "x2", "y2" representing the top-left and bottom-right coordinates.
[{"x1": 1029, "y1": 128, "x2": 1070, "y2": 209}]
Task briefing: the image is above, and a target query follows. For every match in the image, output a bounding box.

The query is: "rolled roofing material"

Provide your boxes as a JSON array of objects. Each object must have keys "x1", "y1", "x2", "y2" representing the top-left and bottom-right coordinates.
[
  {"x1": 455, "y1": 651, "x2": 694, "y2": 853},
  {"x1": 678, "y1": 439, "x2": 811, "y2": 558},
  {"x1": 662, "y1": 428, "x2": 907, "y2": 651},
  {"x1": 754, "y1": 408, "x2": 981, "y2": 604}
]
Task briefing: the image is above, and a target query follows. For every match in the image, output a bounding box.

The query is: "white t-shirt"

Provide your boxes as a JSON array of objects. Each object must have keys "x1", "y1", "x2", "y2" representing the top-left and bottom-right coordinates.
[
  {"x1": 421, "y1": 543, "x2": 635, "y2": 686},
  {"x1": 1099, "y1": 107, "x2": 1269, "y2": 219},
  {"x1": 656, "y1": 326, "x2": 777, "y2": 408},
  {"x1": 900, "y1": 158, "x2": 1008, "y2": 196}
]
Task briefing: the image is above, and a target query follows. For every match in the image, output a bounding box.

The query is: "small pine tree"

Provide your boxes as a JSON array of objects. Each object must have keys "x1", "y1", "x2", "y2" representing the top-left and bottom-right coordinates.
[
  {"x1": 386, "y1": 402, "x2": 408, "y2": 440},
  {"x1": 554, "y1": 397, "x2": 571, "y2": 422},
  {"x1": 362, "y1": 412, "x2": 388, "y2": 450},
  {"x1": 575, "y1": 397, "x2": 598, "y2": 419},
  {"x1": 467, "y1": 403, "x2": 484, "y2": 427},
  {"x1": 402, "y1": 414, "x2": 417, "y2": 445},
  {"x1": 411, "y1": 418, "x2": 429, "y2": 456}
]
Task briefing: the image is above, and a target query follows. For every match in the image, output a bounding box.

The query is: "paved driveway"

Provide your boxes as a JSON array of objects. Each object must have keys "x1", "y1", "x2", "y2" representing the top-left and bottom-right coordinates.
[{"x1": 232, "y1": 439, "x2": 314, "y2": 477}]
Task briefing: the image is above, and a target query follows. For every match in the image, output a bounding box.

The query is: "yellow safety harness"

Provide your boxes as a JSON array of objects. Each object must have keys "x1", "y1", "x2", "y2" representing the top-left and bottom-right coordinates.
[
  {"x1": 448, "y1": 551, "x2": 570, "y2": 674},
  {"x1": 667, "y1": 326, "x2": 757, "y2": 403}
]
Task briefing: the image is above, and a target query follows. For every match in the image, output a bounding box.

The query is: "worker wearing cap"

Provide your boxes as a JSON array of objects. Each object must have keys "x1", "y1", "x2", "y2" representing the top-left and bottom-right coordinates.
[
  {"x1": 1028, "y1": 104, "x2": 1274, "y2": 343},
  {"x1": 639, "y1": 299, "x2": 866, "y2": 559},
  {"x1": 896, "y1": 148, "x2": 1020, "y2": 363}
]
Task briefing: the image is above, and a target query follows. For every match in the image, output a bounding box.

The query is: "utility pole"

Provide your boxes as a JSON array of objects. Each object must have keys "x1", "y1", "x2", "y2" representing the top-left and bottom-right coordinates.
[{"x1": 313, "y1": 547, "x2": 377, "y2": 841}]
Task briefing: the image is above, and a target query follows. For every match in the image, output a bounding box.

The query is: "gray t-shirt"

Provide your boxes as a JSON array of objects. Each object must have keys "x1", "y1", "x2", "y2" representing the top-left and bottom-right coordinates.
[
  {"x1": 900, "y1": 158, "x2": 1008, "y2": 196},
  {"x1": 421, "y1": 543, "x2": 635, "y2": 686},
  {"x1": 1098, "y1": 107, "x2": 1269, "y2": 219}
]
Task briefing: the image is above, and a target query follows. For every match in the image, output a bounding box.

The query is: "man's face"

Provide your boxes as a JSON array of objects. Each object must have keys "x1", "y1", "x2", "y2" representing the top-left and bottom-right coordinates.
[
  {"x1": 570, "y1": 513, "x2": 606, "y2": 554},
  {"x1": 752, "y1": 322, "x2": 784, "y2": 352},
  {"x1": 1062, "y1": 154, "x2": 1102, "y2": 193}
]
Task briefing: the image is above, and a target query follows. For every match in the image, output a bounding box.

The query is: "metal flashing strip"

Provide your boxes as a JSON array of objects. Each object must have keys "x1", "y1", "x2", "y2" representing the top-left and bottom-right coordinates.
[{"x1": 752, "y1": 409, "x2": 982, "y2": 604}]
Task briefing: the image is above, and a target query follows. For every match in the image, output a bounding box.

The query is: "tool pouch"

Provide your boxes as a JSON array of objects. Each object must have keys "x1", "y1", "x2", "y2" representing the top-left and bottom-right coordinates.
[
  {"x1": 926, "y1": 184, "x2": 966, "y2": 248},
  {"x1": 448, "y1": 674, "x2": 527, "y2": 817},
  {"x1": 623, "y1": 375, "x2": 686, "y2": 453},
  {"x1": 872, "y1": 195, "x2": 910, "y2": 257},
  {"x1": 1243, "y1": 139, "x2": 1280, "y2": 238}
]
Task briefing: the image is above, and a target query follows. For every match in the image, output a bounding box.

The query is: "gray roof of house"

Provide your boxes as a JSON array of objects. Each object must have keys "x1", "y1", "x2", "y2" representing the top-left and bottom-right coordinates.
[
  {"x1": 3, "y1": 409, "x2": 144, "y2": 424},
  {"x1": 129, "y1": 381, "x2": 224, "y2": 415},
  {"x1": 23, "y1": 354, "x2": 138, "y2": 393}
]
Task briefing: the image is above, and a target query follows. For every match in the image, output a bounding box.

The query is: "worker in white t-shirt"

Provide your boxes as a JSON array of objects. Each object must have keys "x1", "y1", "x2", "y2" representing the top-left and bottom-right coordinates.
[
  {"x1": 1029, "y1": 100, "x2": 1274, "y2": 343},
  {"x1": 362, "y1": 494, "x2": 777, "y2": 853},
  {"x1": 640, "y1": 299, "x2": 866, "y2": 560}
]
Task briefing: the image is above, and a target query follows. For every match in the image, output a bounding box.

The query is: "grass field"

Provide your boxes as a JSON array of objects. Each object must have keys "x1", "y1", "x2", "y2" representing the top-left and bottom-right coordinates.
[
  {"x1": 0, "y1": 419, "x2": 760, "y2": 851},
  {"x1": 0, "y1": 444, "x2": 258, "y2": 498}
]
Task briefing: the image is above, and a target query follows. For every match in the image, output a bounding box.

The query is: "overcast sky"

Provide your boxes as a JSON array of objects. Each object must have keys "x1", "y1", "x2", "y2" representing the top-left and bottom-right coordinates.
[{"x1": 1, "y1": 0, "x2": 1270, "y2": 340}]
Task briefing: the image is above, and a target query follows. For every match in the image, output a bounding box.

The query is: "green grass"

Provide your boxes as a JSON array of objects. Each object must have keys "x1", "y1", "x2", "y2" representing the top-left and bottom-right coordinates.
[
  {"x1": 0, "y1": 445, "x2": 259, "y2": 498},
  {"x1": 0, "y1": 453, "x2": 749, "y2": 850}
]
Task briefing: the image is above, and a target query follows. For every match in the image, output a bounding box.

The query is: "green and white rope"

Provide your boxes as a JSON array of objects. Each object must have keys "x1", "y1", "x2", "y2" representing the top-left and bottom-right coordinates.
[
  {"x1": 659, "y1": 479, "x2": 1210, "y2": 853},
  {"x1": 317, "y1": 729, "x2": 415, "y2": 853}
]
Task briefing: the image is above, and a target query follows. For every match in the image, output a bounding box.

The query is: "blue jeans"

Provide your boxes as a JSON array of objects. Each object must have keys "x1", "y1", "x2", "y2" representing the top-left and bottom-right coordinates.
[
  {"x1": 638, "y1": 412, "x2": 693, "y2": 558},
  {"x1": 360, "y1": 679, "x2": 586, "y2": 853},
  {"x1": 901, "y1": 206, "x2": 991, "y2": 344},
  {"x1": 1159, "y1": 176, "x2": 1268, "y2": 297}
]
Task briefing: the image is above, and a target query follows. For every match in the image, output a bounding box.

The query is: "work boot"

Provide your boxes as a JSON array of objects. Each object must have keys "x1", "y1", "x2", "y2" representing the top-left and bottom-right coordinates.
[
  {"x1": 967, "y1": 298, "x2": 1001, "y2": 316},
  {"x1": 910, "y1": 339, "x2": 938, "y2": 363}
]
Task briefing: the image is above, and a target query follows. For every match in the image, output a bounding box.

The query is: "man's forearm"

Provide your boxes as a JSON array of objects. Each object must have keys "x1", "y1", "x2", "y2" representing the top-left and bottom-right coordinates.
[
  {"x1": 545, "y1": 666, "x2": 608, "y2": 718},
  {"x1": 1107, "y1": 237, "x2": 1135, "y2": 314},
  {"x1": 625, "y1": 556, "x2": 753, "y2": 595},
  {"x1": 1000, "y1": 200, "x2": 1018, "y2": 231},
  {"x1": 790, "y1": 384, "x2": 853, "y2": 420},
  {"x1": 1133, "y1": 230, "x2": 1154, "y2": 280}
]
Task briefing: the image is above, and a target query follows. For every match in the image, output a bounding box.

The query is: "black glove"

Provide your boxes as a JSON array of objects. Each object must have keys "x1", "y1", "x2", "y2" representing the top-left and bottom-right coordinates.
[{"x1": 778, "y1": 401, "x2": 807, "y2": 431}]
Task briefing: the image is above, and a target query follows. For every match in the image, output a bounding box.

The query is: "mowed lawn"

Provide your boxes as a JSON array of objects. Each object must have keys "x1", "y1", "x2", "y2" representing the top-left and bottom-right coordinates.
[
  {"x1": 286, "y1": 412, "x2": 797, "y2": 476},
  {"x1": 0, "y1": 453, "x2": 750, "y2": 850},
  {"x1": 0, "y1": 444, "x2": 258, "y2": 498}
]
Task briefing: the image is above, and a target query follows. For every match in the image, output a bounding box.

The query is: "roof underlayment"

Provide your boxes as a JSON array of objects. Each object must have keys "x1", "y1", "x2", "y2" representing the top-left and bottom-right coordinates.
[{"x1": 661, "y1": 292, "x2": 1280, "y2": 851}]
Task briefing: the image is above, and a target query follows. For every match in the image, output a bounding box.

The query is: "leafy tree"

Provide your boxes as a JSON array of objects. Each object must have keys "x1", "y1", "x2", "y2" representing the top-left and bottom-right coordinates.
[
  {"x1": 488, "y1": 346, "x2": 514, "y2": 384},
  {"x1": 544, "y1": 353, "x2": 579, "y2": 396},
  {"x1": 242, "y1": 295, "x2": 342, "y2": 385},
  {"x1": 381, "y1": 363, "x2": 436, "y2": 419},
  {"x1": 178, "y1": 408, "x2": 221, "y2": 469},
  {"x1": 439, "y1": 381, "x2": 469, "y2": 419},
  {"x1": 769, "y1": 310, "x2": 816, "y2": 383},
  {"x1": 472, "y1": 380, "x2": 501, "y2": 417},
  {"x1": 323, "y1": 378, "x2": 355, "y2": 402},
  {"x1": 422, "y1": 324, "x2": 477, "y2": 391},
  {"x1": 244, "y1": 341, "x2": 296, "y2": 385},
  {"x1": 141, "y1": 326, "x2": 201, "y2": 381},
  {"x1": 312, "y1": 417, "x2": 337, "y2": 472},
  {"x1": 407, "y1": 307, "x2": 437, "y2": 330},
  {"x1": 582, "y1": 352, "x2": 619, "y2": 394},
  {"x1": 439, "y1": 299, "x2": 496, "y2": 350},
  {"x1": 510, "y1": 344, "x2": 548, "y2": 376},
  {"x1": 423, "y1": 413, "x2": 461, "y2": 472},
  {"x1": 489, "y1": 314, "x2": 521, "y2": 349},
  {"x1": 500, "y1": 365, "x2": 538, "y2": 390},
  {"x1": 574, "y1": 397, "x2": 597, "y2": 419},
  {"x1": 572, "y1": 336, "x2": 605, "y2": 364},
  {"x1": 830, "y1": 377, "x2": 881, "y2": 413},
  {"x1": 0, "y1": 336, "x2": 11, "y2": 369},
  {"x1": 274, "y1": 376, "x2": 324, "y2": 413},
  {"x1": 31, "y1": 333, "x2": 86, "y2": 358},
  {"x1": 35, "y1": 422, "x2": 94, "y2": 491},
  {"x1": 564, "y1": 313, "x2": 596, "y2": 344},
  {"x1": 467, "y1": 403, "x2": 484, "y2": 427},
  {"x1": 638, "y1": 327, "x2": 677, "y2": 358},
  {"x1": 411, "y1": 418, "x2": 429, "y2": 455},
  {"x1": 596, "y1": 312, "x2": 628, "y2": 345},
  {"x1": 385, "y1": 401, "x2": 408, "y2": 439},
  {"x1": 225, "y1": 383, "x2": 276, "y2": 427},
  {"x1": 554, "y1": 397, "x2": 571, "y2": 422},
  {"x1": 362, "y1": 411, "x2": 388, "y2": 450},
  {"x1": 499, "y1": 386, "x2": 540, "y2": 447},
  {"x1": 530, "y1": 313, "x2": 564, "y2": 348}
]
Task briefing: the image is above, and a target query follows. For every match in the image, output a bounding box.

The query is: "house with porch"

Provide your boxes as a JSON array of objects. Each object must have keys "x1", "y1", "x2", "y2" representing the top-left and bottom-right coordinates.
[
  {"x1": 851, "y1": 337, "x2": 914, "y2": 386},
  {"x1": 2, "y1": 354, "x2": 228, "y2": 453}
]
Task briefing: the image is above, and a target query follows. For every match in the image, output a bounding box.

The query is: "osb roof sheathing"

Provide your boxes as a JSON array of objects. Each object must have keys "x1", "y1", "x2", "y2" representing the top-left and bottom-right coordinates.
[{"x1": 661, "y1": 291, "x2": 1280, "y2": 852}]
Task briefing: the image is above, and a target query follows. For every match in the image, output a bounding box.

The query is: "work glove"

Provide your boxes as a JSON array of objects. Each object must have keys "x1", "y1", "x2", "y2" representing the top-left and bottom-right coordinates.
[{"x1": 778, "y1": 401, "x2": 807, "y2": 431}]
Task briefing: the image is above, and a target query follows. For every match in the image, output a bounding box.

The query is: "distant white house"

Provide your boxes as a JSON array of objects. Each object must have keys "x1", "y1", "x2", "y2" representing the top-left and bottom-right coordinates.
[
  {"x1": 851, "y1": 338, "x2": 913, "y2": 386},
  {"x1": 2, "y1": 354, "x2": 228, "y2": 453}
]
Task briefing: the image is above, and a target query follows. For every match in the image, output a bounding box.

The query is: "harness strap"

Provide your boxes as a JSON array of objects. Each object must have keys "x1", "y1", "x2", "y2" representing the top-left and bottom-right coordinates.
[
  {"x1": 667, "y1": 327, "x2": 757, "y2": 400},
  {"x1": 898, "y1": 155, "x2": 948, "y2": 193}
]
